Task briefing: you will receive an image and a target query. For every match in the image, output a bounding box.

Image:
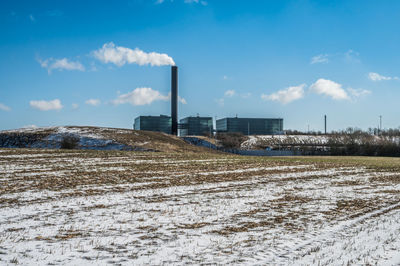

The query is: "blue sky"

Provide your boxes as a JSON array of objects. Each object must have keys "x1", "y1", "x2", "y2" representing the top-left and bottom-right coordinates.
[{"x1": 1, "y1": 0, "x2": 400, "y2": 131}]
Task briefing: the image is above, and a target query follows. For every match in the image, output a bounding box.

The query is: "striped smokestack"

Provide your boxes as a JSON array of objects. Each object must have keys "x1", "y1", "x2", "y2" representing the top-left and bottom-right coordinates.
[{"x1": 171, "y1": 66, "x2": 178, "y2": 135}]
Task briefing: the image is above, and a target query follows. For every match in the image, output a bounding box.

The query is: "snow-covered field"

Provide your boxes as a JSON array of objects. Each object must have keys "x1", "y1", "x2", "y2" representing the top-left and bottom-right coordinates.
[{"x1": 1, "y1": 149, "x2": 400, "y2": 265}]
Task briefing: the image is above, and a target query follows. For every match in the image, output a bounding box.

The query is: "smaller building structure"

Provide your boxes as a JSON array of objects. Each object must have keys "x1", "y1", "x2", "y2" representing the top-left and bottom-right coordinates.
[
  {"x1": 216, "y1": 117, "x2": 283, "y2": 135},
  {"x1": 179, "y1": 116, "x2": 213, "y2": 136},
  {"x1": 134, "y1": 115, "x2": 171, "y2": 134}
]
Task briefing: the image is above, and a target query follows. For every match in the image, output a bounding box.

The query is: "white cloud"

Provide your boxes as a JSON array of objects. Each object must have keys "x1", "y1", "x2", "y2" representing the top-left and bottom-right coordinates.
[
  {"x1": 262, "y1": 84, "x2": 305, "y2": 104},
  {"x1": 368, "y1": 72, "x2": 398, "y2": 81},
  {"x1": 166, "y1": 92, "x2": 187, "y2": 104},
  {"x1": 112, "y1": 87, "x2": 169, "y2": 106},
  {"x1": 38, "y1": 57, "x2": 85, "y2": 74},
  {"x1": 30, "y1": 99, "x2": 63, "y2": 111},
  {"x1": 348, "y1": 88, "x2": 371, "y2": 98},
  {"x1": 85, "y1": 99, "x2": 101, "y2": 106},
  {"x1": 93, "y1": 42, "x2": 175, "y2": 67},
  {"x1": 311, "y1": 54, "x2": 329, "y2": 64},
  {"x1": 72, "y1": 103, "x2": 79, "y2": 109},
  {"x1": 222, "y1": 75, "x2": 229, "y2": 80},
  {"x1": 310, "y1": 79, "x2": 349, "y2": 100},
  {"x1": 224, "y1": 90, "x2": 235, "y2": 97},
  {"x1": 0, "y1": 103, "x2": 11, "y2": 111}
]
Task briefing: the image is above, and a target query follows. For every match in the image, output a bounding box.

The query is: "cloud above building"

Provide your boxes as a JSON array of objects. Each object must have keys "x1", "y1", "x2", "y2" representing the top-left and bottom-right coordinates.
[
  {"x1": 112, "y1": 87, "x2": 169, "y2": 106},
  {"x1": 262, "y1": 79, "x2": 370, "y2": 104},
  {"x1": 93, "y1": 42, "x2": 175, "y2": 67},
  {"x1": 310, "y1": 79, "x2": 349, "y2": 100},
  {"x1": 30, "y1": 99, "x2": 63, "y2": 111},
  {"x1": 262, "y1": 84, "x2": 305, "y2": 104}
]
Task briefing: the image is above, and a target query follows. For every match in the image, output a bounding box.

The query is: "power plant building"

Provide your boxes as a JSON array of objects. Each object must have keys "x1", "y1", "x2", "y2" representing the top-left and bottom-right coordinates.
[
  {"x1": 216, "y1": 117, "x2": 283, "y2": 135},
  {"x1": 134, "y1": 115, "x2": 171, "y2": 134},
  {"x1": 133, "y1": 66, "x2": 285, "y2": 137},
  {"x1": 179, "y1": 116, "x2": 213, "y2": 136}
]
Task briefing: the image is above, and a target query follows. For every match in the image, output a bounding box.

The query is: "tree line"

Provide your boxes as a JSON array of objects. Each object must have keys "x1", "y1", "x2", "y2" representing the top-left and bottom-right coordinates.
[{"x1": 214, "y1": 128, "x2": 400, "y2": 157}]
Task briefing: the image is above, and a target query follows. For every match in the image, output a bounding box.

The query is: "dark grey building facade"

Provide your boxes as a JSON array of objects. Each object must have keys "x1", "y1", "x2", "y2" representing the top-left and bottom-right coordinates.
[
  {"x1": 179, "y1": 116, "x2": 213, "y2": 136},
  {"x1": 134, "y1": 115, "x2": 171, "y2": 134},
  {"x1": 216, "y1": 117, "x2": 283, "y2": 135}
]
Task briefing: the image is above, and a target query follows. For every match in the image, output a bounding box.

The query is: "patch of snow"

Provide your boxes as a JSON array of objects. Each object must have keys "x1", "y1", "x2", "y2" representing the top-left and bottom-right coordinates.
[
  {"x1": 241, "y1": 135, "x2": 330, "y2": 149},
  {"x1": 56, "y1": 127, "x2": 103, "y2": 139}
]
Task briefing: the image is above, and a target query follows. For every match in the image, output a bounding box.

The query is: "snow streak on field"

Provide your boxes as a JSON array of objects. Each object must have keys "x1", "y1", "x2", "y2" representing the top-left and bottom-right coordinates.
[{"x1": 0, "y1": 149, "x2": 400, "y2": 265}]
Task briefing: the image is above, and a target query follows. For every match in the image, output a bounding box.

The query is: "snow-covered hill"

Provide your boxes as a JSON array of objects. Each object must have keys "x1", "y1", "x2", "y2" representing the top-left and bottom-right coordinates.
[{"x1": 0, "y1": 126, "x2": 211, "y2": 152}]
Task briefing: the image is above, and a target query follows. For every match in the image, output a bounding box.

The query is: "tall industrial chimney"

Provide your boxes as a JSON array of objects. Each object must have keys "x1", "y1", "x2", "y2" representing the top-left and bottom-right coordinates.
[{"x1": 171, "y1": 66, "x2": 178, "y2": 135}]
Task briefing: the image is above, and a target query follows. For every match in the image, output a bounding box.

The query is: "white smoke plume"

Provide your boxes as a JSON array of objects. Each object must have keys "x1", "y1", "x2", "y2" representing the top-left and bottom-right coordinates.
[{"x1": 93, "y1": 42, "x2": 175, "y2": 67}]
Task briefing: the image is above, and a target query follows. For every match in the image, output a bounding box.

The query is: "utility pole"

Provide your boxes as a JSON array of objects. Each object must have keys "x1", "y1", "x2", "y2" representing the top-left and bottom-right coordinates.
[
  {"x1": 324, "y1": 115, "x2": 327, "y2": 135},
  {"x1": 379, "y1": 115, "x2": 382, "y2": 134}
]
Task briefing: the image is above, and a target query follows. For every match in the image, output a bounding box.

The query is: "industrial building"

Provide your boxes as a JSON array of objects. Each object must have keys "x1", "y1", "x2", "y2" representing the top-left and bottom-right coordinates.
[
  {"x1": 216, "y1": 117, "x2": 283, "y2": 135},
  {"x1": 133, "y1": 66, "x2": 285, "y2": 136},
  {"x1": 179, "y1": 116, "x2": 213, "y2": 136},
  {"x1": 133, "y1": 115, "x2": 171, "y2": 134}
]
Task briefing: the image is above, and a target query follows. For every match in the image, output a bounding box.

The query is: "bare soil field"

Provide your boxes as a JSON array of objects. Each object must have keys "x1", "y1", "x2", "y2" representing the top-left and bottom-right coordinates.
[{"x1": 1, "y1": 148, "x2": 399, "y2": 265}]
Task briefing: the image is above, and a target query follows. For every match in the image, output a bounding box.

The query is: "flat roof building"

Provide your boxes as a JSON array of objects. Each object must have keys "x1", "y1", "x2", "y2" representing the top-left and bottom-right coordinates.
[
  {"x1": 179, "y1": 116, "x2": 213, "y2": 136},
  {"x1": 216, "y1": 117, "x2": 283, "y2": 135},
  {"x1": 134, "y1": 115, "x2": 171, "y2": 134}
]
